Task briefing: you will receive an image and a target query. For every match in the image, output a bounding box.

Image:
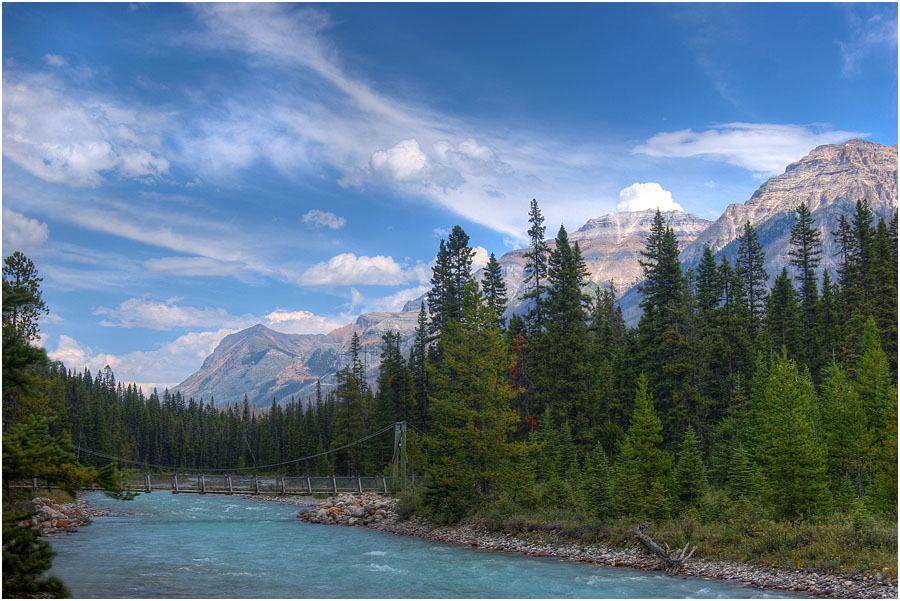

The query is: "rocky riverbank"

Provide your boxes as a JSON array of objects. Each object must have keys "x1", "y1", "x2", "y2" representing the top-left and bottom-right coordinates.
[
  {"x1": 298, "y1": 492, "x2": 397, "y2": 526},
  {"x1": 19, "y1": 496, "x2": 112, "y2": 536},
  {"x1": 294, "y1": 493, "x2": 897, "y2": 599}
]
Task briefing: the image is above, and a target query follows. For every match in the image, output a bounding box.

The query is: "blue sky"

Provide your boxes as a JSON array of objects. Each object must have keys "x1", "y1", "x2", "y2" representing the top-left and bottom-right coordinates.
[{"x1": 2, "y1": 2, "x2": 897, "y2": 392}]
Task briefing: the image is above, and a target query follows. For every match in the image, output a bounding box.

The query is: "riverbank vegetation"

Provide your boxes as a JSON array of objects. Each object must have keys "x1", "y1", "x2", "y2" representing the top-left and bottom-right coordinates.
[{"x1": 3, "y1": 200, "x2": 897, "y2": 584}]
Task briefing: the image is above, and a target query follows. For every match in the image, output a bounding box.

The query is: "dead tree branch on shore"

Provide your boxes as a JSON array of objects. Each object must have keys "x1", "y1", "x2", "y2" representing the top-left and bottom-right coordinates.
[{"x1": 634, "y1": 521, "x2": 697, "y2": 574}]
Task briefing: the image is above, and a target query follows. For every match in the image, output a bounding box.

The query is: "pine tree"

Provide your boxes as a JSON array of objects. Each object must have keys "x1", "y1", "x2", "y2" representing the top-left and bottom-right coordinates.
[
  {"x1": 789, "y1": 202, "x2": 823, "y2": 365},
  {"x1": 637, "y1": 210, "x2": 691, "y2": 436},
  {"x1": 581, "y1": 442, "x2": 614, "y2": 518},
  {"x1": 819, "y1": 361, "x2": 870, "y2": 501},
  {"x1": 481, "y1": 252, "x2": 508, "y2": 327},
  {"x1": 533, "y1": 226, "x2": 592, "y2": 443},
  {"x1": 613, "y1": 374, "x2": 674, "y2": 517},
  {"x1": 522, "y1": 199, "x2": 550, "y2": 331},
  {"x1": 735, "y1": 221, "x2": 768, "y2": 337},
  {"x1": 764, "y1": 268, "x2": 802, "y2": 361},
  {"x1": 428, "y1": 226, "x2": 475, "y2": 340},
  {"x1": 2, "y1": 252, "x2": 49, "y2": 342},
  {"x1": 752, "y1": 351, "x2": 830, "y2": 518},
  {"x1": 673, "y1": 425, "x2": 707, "y2": 506},
  {"x1": 423, "y1": 282, "x2": 527, "y2": 522},
  {"x1": 409, "y1": 304, "x2": 429, "y2": 429}
]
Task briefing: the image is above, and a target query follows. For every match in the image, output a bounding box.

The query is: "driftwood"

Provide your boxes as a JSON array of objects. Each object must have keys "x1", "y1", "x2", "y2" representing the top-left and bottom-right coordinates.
[{"x1": 634, "y1": 521, "x2": 697, "y2": 574}]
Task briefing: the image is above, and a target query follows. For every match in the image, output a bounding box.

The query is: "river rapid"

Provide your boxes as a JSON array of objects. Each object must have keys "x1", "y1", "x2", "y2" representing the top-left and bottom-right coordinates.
[{"x1": 48, "y1": 492, "x2": 794, "y2": 598}]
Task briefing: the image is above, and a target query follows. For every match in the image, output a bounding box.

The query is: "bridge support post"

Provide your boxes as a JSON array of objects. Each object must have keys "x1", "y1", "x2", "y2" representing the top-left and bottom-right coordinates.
[
  {"x1": 280, "y1": 477, "x2": 286, "y2": 495},
  {"x1": 253, "y1": 475, "x2": 260, "y2": 495},
  {"x1": 357, "y1": 476, "x2": 363, "y2": 494},
  {"x1": 32, "y1": 477, "x2": 37, "y2": 491},
  {"x1": 144, "y1": 473, "x2": 151, "y2": 493},
  {"x1": 173, "y1": 474, "x2": 179, "y2": 494},
  {"x1": 199, "y1": 474, "x2": 206, "y2": 494},
  {"x1": 227, "y1": 475, "x2": 233, "y2": 495},
  {"x1": 306, "y1": 476, "x2": 312, "y2": 495},
  {"x1": 391, "y1": 421, "x2": 408, "y2": 491},
  {"x1": 332, "y1": 475, "x2": 337, "y2": 495},
  {"x1": 382, "y1": 476, "x2": 387, "y2": 494}
]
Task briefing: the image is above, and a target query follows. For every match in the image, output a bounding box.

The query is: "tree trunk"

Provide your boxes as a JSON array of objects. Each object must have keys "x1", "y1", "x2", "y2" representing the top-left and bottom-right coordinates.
[{"x1": 634, "y1": 521, "x2": 696, "y2": 574}]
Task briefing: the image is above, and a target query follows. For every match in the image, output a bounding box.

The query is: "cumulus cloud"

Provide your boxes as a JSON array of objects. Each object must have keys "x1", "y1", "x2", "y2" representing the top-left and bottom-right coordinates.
[
  {"x1": 301, "y1": 209, "x2": 346, "y2": 230},
  {"x1": 2, "y1": 207, "x2": 49, "y2": 253},
  {"x1": 143, "y1": 256, "x2": 250, "y2": 277},
  {"x1": 94, "y1": 298, "x2": 254, "y2": 330},
  {"x1": 370, "y1": 139, "x2": 429, "y2": 181},
  {"x1": 633, "y1": 123, "x2": 868, "y2": 175},
  {"x1": 299, "y1": 253, "x2": 410, "y2": 286},
  {"x1": 617, "y1": 183, "x2": 683, "y2": 212},
  {"x1": 360, "y1": 285, "x2": 430, "y2": 313},
  {"x1": 3, "y1": 73, "x2": 171, "y2": 186},
  {"x1": 471, "y1": 245, "x2": 490, "y2": 269}
]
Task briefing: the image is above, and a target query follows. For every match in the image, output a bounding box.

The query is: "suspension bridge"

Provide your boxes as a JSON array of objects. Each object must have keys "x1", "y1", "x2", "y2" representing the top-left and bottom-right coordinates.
[{"x1": 10, "y1": 421, "x2": 424, "y2": 496}]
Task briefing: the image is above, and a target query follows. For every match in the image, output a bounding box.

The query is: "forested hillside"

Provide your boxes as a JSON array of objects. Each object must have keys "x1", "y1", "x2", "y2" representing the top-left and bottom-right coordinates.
[{"x1": 11, "y1": 198, "x2": 896, "y2": 529}]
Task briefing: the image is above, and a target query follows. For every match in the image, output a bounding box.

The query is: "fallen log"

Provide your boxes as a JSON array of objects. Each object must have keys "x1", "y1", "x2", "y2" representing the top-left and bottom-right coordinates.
[{"x1": 634, "y1": 521, "x2": 696, "y2": 574}]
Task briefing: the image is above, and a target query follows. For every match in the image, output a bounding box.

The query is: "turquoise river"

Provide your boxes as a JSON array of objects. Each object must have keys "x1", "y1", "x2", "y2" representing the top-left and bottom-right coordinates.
[{"x1": 47, "y1": 492, "x2": 796, "y2": 598}]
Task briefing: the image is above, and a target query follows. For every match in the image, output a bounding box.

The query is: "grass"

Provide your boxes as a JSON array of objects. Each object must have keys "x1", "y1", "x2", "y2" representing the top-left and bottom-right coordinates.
[{"x1": 462, "y1": 495, "x2": 898, "y2": 579}]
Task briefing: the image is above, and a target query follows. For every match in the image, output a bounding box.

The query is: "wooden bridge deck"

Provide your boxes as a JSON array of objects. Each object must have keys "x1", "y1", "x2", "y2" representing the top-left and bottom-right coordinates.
[{"x1": 11, "y1": 474, "x2": 423, "y2": 495}]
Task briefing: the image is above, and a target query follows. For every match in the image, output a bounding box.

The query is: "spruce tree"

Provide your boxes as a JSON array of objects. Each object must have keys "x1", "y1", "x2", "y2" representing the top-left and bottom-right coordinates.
[
  {"x1": 423, "y1": 282, "x2": 526, "y2": 521},
  {"x1": 481, "y1": 252, "x2": 508, "y2": 327},
  {"x1": 533, "y1": 225, "x2": 592, "y2": 444},
  {"x1": 581, "y1": 442, "x2": 614, "y2": 518},
  {"x1": 522, "y1": 199, "x2": 550, "y2": 331},
  {"x1": 735, "y1": 221, "x2": 768, "y2": 337},
  {"x1": 764, "y1": 268, "x2": 802, "y2": 361},
  {"x1": 673, "y1": 424, "x2": 707, "y2": 507},
  {"x1": 614, "y1": 374, "x2": 674, "y2": 517},
  {"x1": 752, "y1": 351, "x2": 831, "y2": 518},
  {"x1": 819, "y1": 361, "x2": 870, "y2": 501},
  {"x1": 789, "y1": 202, "x2": 823, "y2": 365}
]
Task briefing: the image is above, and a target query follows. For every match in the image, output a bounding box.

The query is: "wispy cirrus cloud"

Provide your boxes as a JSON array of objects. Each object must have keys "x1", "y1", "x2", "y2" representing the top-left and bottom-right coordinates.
[
  {"x1": 633, "y1": 123, "x2": 868, "y2": 175},
  {"x1": 838, "y1": 5, "x2": 898, "y2": 76}
]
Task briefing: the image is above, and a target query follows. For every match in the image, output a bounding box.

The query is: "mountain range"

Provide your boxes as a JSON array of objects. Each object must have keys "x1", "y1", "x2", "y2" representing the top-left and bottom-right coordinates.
[{"x1": 173, "y1": 139, "x2": 898, "y2": 407}]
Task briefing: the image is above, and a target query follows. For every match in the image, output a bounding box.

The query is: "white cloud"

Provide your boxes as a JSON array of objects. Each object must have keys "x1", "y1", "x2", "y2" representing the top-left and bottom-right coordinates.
[
  {"x1": 370, "y1": 139, "x2": 429, "y2": 181},
  {"x1": 48, "y1": 330, "x2": 237, "y2": 391},
  {"x1": 361, "y1": 285, "x2": 429, "y2": 313},
  {"x1": 471, "y1": 245, "x2": 490, "y2": 269},
  {"x1": 262, "y1": 309, "x2": 352, "y2": 334},
  {"x1": 299, "y1": 253, "x2": 410, "y2": 286},
  {"x1": 94, "y1": 298, "x2": 254, "y2": 330},
  {"x1": 301, "y1": 209, "x2": 346, "y2": 230},
  {"x1": 3, "y1": 73, "x2": 171, "y2": 186},
  {"x1": 2, "y1": 207, "x2": 49, "y2": 253},
  {"x1": 633, "y1": 123, "x2": 868, "y2": 175},
  {"x1": 143, "y1": 256, "x2": 250, "y2": 277},
  {"x1": 617, "y1": 183, "x2": 683, "y2": 213},
  {"x1": 43, "y1": 54, "x2": 68, "y2": 67}
]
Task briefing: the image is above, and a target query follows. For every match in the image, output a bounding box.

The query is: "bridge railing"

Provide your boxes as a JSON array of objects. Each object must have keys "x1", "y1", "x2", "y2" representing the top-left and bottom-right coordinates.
[{"x1": 10, "y1": 474, "x2": 425, "y2": 495}]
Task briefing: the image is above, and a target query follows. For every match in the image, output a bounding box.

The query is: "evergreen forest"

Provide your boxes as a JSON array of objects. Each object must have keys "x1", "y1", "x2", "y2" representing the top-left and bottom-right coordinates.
[{"x1": 3, "y1": 199, "x2": 898, "y2": 577}]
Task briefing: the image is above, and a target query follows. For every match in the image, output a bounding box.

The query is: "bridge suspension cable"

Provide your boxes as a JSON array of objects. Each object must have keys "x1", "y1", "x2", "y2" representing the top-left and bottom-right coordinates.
[{"x1": 73, "y1": 421, "x2": 403, "y2": 473}]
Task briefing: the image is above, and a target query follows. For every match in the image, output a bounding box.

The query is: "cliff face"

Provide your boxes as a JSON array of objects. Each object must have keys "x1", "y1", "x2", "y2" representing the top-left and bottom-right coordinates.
[{"x1": 681, "y1": 139, "x2": 898, "y2": 275}]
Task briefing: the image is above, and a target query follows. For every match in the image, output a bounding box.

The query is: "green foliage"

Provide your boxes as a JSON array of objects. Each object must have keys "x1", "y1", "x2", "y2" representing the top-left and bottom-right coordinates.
[
  {"x1": 752, "y1": 351, "x2": 831, "y2": 518},
  {"x1": 736, "y1": 221, "x2": 768, "y2": 336},
  {"x1": 674, "y1": 425, "x2": 707, "y2": 507},
  {"x1": 2, "y1": 513, "x2": 69, "y2": 598},
  {"x1": 423, "y1": 282, "x2": 531, "y2": 521}
]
